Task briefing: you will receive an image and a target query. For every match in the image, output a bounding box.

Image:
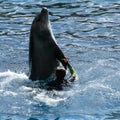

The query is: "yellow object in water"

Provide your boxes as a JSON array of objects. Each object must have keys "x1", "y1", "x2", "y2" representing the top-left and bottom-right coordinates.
[{"x1": 67, "y1": 63, "x2": 77, "y2": 78}]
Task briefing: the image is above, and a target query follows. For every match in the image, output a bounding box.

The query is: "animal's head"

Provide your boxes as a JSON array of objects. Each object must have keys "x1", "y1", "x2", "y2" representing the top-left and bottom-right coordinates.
[
  {"x1": 31, "y1": 7, "x2": 56, "y2": 41},
  {"x1": 32, "y1": 7, "x2": 50, "y2": 32}
]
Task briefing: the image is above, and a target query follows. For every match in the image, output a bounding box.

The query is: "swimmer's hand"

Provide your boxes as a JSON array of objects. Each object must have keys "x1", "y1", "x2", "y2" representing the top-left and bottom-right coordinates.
[
  {"x1": 61, "y1": 57, "x2": 69, "y2": 70},
  {"x1": 61, "y1": 57, "x2": 77, "y2": 79}
]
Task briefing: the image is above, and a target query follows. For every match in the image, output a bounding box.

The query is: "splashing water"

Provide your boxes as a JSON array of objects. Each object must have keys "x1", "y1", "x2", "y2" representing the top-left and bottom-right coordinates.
[{"x1": 0, "y1": 70, "x2": 78, "y2": 116}]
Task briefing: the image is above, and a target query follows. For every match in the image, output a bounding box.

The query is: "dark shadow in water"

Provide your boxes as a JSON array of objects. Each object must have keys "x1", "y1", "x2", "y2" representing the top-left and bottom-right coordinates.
[
  {"x1": 28, "y1": 118, "x2": 39, "y2": 120},
  {"x1": 105, "y1": 111, "x2": 120, "y2": 120}
]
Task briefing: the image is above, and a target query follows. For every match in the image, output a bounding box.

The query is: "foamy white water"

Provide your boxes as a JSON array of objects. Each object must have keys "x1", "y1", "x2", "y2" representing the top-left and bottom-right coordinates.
[{"x1": 0, "y1": 70, "x2": 77, "y2": 116}]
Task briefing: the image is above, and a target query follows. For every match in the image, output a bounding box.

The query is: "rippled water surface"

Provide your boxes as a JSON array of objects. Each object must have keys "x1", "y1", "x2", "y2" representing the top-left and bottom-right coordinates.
[{"x1": 0, "y1": 0, "x2": 120, "y2": 120}]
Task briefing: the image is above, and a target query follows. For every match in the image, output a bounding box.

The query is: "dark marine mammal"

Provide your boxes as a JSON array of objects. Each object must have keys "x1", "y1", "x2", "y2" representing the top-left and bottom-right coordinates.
[{"x1": 29, "y1": 7, "x2": 67, "y2": 80}]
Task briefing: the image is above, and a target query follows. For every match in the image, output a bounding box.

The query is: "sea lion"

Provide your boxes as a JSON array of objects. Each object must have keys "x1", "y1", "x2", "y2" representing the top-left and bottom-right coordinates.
[{"x1": 29, "y1": 7, "x2": 67, "y2": 80}]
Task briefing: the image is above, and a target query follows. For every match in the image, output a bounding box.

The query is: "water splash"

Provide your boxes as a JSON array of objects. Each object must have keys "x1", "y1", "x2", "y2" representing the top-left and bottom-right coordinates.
[{"x1": 0, "y1": 70, "x2": 76, "y2": 116}]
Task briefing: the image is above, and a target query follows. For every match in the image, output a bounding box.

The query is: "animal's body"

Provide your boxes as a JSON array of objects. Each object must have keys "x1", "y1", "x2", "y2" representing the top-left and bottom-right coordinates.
[{"x1": 29, "y1": 7, "x2": 66, "y2": 80}]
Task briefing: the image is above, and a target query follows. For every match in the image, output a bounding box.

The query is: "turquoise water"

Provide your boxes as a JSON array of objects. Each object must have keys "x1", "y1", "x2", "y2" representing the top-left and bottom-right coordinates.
[{"x1": 0, "y1": 0, "x2": 120, "y2": 120}]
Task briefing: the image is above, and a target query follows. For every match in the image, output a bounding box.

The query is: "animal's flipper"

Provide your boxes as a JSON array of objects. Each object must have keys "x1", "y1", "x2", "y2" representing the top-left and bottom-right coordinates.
[{"x1": 53, "y1": 42, "x2": 67, "y2": 69}]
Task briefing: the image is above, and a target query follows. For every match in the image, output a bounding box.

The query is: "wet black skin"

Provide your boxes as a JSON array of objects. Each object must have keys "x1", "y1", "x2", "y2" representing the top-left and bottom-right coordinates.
[{"x1": 29, "y1": 7, "x2": 67, "y2": 80}]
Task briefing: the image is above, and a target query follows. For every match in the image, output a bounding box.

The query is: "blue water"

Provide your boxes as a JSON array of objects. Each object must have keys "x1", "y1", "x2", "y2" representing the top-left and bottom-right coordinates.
[{"x1": 0, "y1": 0, "x2": 120, "y2": 120}]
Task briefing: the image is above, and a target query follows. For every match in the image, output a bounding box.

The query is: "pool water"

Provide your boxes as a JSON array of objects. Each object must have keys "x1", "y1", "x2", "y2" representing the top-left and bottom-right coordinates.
[{"x1": 0, "y1": 0, "x2": 120, "y2": 119}]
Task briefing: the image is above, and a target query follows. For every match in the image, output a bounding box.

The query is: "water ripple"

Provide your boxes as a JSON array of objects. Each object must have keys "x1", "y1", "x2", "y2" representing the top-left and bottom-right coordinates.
[{"x1": 0, "y1": 0, "x2": 120, "y2": 119}]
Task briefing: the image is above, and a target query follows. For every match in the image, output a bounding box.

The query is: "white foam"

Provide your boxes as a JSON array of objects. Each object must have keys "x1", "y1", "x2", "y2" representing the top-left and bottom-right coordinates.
[
  {"x1": 0, "y1": 68, "x2": 120, "y2": 116},
  {"x1": 0, "y1": 70, "x2": 74, "y2": 115},
  {"x1": 34, "y1": 91, "x2": 66, "y2": 106}
]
